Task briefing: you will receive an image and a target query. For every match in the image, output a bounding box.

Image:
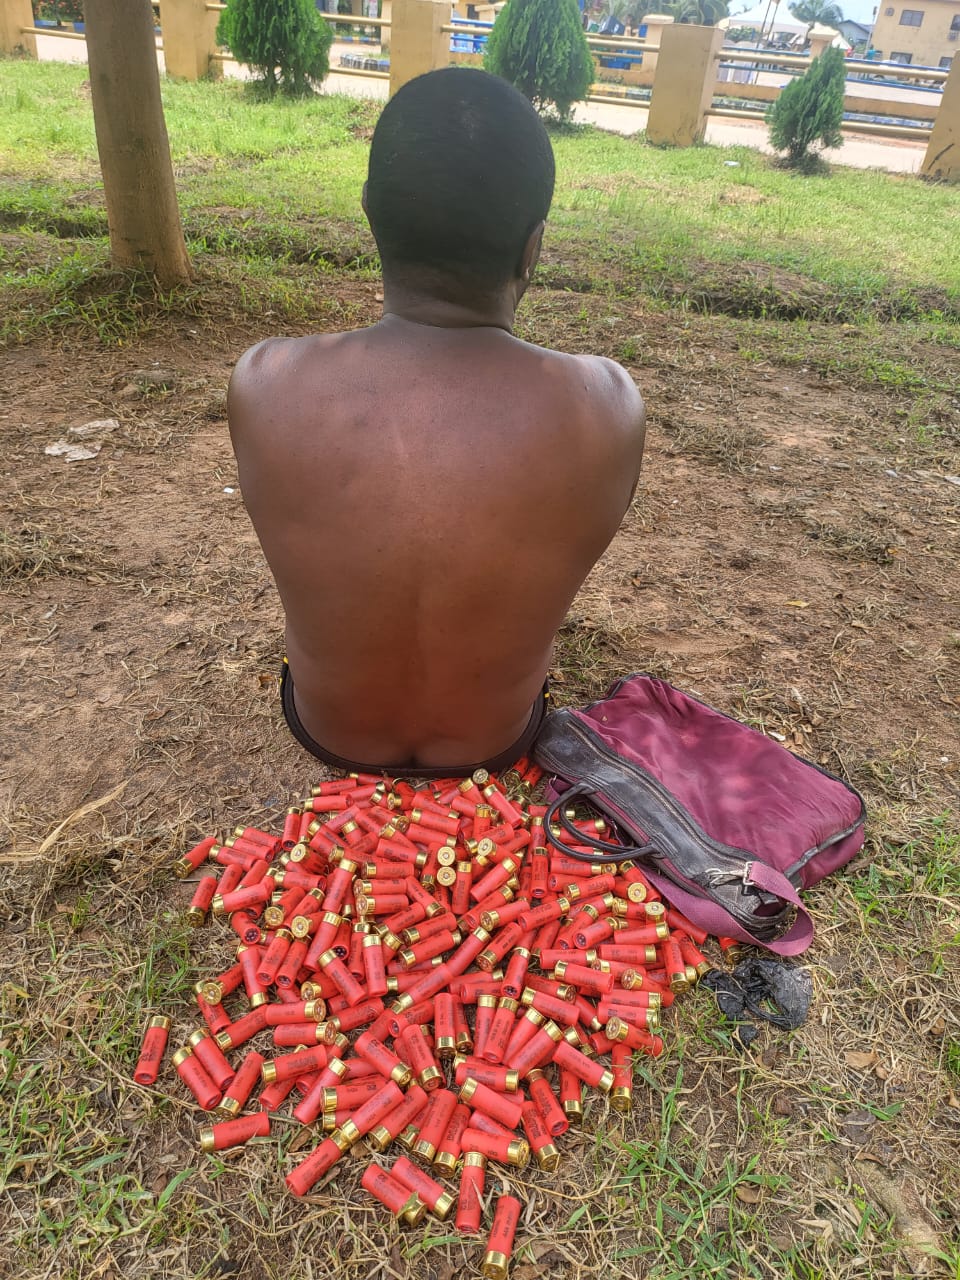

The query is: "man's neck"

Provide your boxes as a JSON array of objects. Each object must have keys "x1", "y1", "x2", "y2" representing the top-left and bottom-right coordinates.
[{"x1": 380, "y1": 280, "x2": 519, "y2": 333}]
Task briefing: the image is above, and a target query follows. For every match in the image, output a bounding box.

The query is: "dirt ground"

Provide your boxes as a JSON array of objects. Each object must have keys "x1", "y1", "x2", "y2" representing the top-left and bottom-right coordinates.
[
  {"x1": 4, "y1": 282, "x2": 958, "y2": 812},
  {"x1": 2, "y1": 259, "x2": 959, "y2": 1278}
]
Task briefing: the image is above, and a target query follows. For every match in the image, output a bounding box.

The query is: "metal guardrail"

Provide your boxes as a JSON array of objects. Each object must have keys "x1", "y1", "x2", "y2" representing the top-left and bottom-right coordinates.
[
  {"x1": 25, "y1": 17, "x2": 945, "y2": 143},
  {"x1": 204, "y1": 1, "x2": 387, "y2": 25},
  {"x1": 711, "y1": 103, "x2": 932, "y2": 139},
  {"x1": 21, "y1": 25, "x2": 87, "y2": 40},
  {"x1": 323, "y1": 13, "x2": 389, "y2": 28},
  {"x1": 334, "y1": 64, "x2": 390, "y2": 79},
  {"x1": 442, "y1": 22, "x2": 654, "y2": 54},
  {"x1": 720, "y1": 45, "x2": 948, "y2": 84}
]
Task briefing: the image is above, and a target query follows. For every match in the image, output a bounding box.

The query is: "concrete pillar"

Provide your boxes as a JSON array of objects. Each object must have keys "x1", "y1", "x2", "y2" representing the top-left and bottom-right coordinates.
[
  {"x1": 637, "y1": 12, "x2": 673, "y2": 79},
  {"x1": 160, "y1": 0, "x2": 221, "y2": 80},
  {"x1": 0, "y1": 0, "x2": 37, "y2": 57},
  {"x1": 646, "y1": 22, "x2": 725, "y2": 147},
  {"x1": 806, "y1": 22, "x2": 835, "y2": 60},
  {"x1": 922, "y1": 55, "x2": 960, "y2": 182},
  {"x1": 389, "y1": 0, "x2": 452, "y2": 96}
]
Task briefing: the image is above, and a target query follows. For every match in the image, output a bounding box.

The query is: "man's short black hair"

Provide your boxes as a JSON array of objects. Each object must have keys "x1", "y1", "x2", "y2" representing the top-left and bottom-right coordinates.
[{"x1": 366, "y1": 68, "x2": 555, "y2": 293}]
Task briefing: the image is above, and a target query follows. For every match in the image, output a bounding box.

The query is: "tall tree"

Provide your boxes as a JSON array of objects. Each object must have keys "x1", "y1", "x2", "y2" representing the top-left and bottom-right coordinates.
[
  {"x1": 84, "y1": 0, "x2": 192, "y2": 288},
  {"x1": 789, "y1": 0, "x2": 844, "y2": 25}
]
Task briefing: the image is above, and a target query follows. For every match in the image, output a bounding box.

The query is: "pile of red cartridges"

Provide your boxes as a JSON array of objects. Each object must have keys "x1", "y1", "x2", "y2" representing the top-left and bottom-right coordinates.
[{"x1": 135, "y1": 764, "x2": 719, "y2": 1278}]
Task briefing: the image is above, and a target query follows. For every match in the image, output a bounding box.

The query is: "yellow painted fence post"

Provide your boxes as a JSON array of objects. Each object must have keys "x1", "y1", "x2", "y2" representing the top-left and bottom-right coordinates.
[
  {"x1": 921, "y1": 55, "x2": 960, "y2": 182},
  {"x1": 805, "y1": 22, "x2": 836, "y2": 60},
  {"x1": 0, "y1": 0, "x2": 37, "y2": 56},
  {"x1": 636, "y1": 12, "x2": 673, "y2": 84},
  {"x1": 645, "y1": 22, "x2": 726, "y2": 147},
  {"x1": 389, "y1": 0, "x2": 452, "y2": 97},
  {"x1": 160, "y1": 0, "x2": 221, "y2": 80}
]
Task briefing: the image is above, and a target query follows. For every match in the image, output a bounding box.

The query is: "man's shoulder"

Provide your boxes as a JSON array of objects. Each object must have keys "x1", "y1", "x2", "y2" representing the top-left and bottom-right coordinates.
[
  {"x1": 230, "y1": 333, "x2": 327, "y2": 390},
  {"x1": 518, "y1": 341, "x2": 641, "y2": 407},
  {"x1": 227, "y1": 333, "x2": 344, "y2": 435},
  {"x1": 541, "y1": 348, "x2": 645, "y2": 443}
]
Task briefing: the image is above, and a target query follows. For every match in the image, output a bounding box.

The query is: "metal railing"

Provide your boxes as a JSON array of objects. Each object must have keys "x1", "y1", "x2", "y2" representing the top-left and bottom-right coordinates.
[{"x1": 21, "y1": 25, "x2": 88, "y2": 39}]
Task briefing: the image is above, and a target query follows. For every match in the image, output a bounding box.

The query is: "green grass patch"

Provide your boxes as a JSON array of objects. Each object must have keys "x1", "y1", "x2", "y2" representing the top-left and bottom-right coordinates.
[{"x1": 1, "y1": 59, "x2": 959, "y2": 345}]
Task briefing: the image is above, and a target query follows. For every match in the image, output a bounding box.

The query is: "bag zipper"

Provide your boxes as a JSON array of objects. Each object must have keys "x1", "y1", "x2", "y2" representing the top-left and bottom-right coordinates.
[
  {"x1": 538, "y1": 714, "x2": 772, "y2": 901},
  {"x1": 586, "y1": 673, "x2": 867, "y2": 885}
]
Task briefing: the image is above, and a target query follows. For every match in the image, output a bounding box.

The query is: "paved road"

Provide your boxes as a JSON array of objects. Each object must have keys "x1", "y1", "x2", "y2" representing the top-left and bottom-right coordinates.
[{"x1": 32, "y1": 31, "x2": 929, "y2": 175}]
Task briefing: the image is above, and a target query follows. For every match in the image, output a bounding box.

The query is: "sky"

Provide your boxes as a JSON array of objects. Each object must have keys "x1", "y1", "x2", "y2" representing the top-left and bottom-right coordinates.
[{"x1": 729, "y1": 0, "x2": 880, "y2": 26}]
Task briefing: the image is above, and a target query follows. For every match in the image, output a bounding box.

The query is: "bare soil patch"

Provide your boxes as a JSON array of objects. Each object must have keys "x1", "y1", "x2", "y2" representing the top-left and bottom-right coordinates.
[{"x1": 1, "y1": 257, "x2": 958, "y2": 1279}]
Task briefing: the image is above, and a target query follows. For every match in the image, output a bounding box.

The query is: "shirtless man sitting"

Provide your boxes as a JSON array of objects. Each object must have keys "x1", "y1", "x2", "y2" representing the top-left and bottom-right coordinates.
[{"x1": 227, "y1": 67, "x2": 645, "y2": 777}]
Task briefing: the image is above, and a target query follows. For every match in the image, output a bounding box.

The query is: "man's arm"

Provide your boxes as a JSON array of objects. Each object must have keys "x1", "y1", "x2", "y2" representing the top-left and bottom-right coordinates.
[{"x1": 587, "y1": 354, "x2": 646, "y2": 512}]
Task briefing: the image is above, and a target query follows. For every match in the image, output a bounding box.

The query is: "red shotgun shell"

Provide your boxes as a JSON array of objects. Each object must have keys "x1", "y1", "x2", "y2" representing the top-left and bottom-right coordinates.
[
  {"x1": 460, "y1": 1127, "x2": 529, "y2": 1168},
  {"x1": 482, "y1": 1193, "x2": 524, "y2": 1279},
  {"x1": 353, "y1": 1031, "x2": 412, "y2": 1087},
  {"x1": 458, "y1": 1078, "x2": 524, "y2": 1131},
  {"x1": 397, "y1": 1024, "x2": 443, "y2": 1091},
  {"x1": 186, "y1": 875, "x2": 219, "y2": 927},
  {"x1": 261, "y1": 1044, "x2": 328, "y2": 1085},
  {"x1": 455, "y1": 1151, "x2": 487, "y2": 1235},
  {"x1": 133, "y1": 1015, "x2": 171, "y2": 1086},
  {"x1": 390, "y1": 1155, "x2": 455, "y2": 1220},
  {"x1": 552, "y1": 1039, "x2": 615, "y2": 1091},
  {"x1": 360, "y1": 1163, "x2": 426, "y2": 1225},
  {"x1": 526, "y1": 1068, "x2": 569, "y2": 1137},
  {"x1": 552, "y1": 960, "x2": 613, "y2": 995},
  {"x1": 610, "y1": 1042, "x2": 634, "y2": 1113},
  {"x1": 174, "y1": 835, "x2": 218, "y2": 878},
  {"x1": 433, "y1": 992, "x2": 457, "y2": 1060},
  {"x1": 200, "y1": 1111, "x2": 270, "y2": 1152},
  {"x1": 506, "y1": 1019, "x2": 563, "y2": 1078},
  {"x1": 558, "y1": 1067, "x2": 583, "y2": 1122},
  {"x1": 188, "y1": 1028, "x2": 236, "y2": 1092},
  {"x1": 219, "y1": 1050, "x2": 265, "y2": 1117},
  {"x1": 433, "y1": 1100, "x2": 472, "y2": 1173},
  {"x1": 366, "y1": 1084, "x2": 429, "y2": 1154},
  {"x1": 285, "y1": 1132, "x2": 351, "y2": 1197},
  {"x1": 482, "y1": 997, "x2": 520, "y2": 1065},
  {"x1": 520, "y1": 1100, "x2": 560, "y2": 1171},
  {"x1": 362, "y1": 932, "x2": 388, "y2": 997},
  {"x1": 454, "y1": 1058, "x2": 520, "y2": 1094},
  {"x1": 172, "y1": 1046, "x2": 222, "y2": 1111},
  {"x1": 604, "y1": 1017, "x2": 665, "y2": 1057},
  {"x1": 335, "y1": 1080, "x2": 404, "y2": 1147},
  {"x1": 316, "y1": 948, "x2": 367, "y2": 1007},
  {"x1": 412, "y1": 1087, "x2": 459, "y2": 1162}
]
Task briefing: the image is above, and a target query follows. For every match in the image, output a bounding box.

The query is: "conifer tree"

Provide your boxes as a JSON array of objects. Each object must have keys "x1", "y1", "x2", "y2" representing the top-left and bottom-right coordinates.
[
  {"x1": 767, "y1": 45, "x2": 846, "y2": 168},
  {"x1": 217, "y1": 0, "x2": 333, "y2": 96},
  {"x1": 484, "y1": 0, "x2": 595, "y2": 122}
]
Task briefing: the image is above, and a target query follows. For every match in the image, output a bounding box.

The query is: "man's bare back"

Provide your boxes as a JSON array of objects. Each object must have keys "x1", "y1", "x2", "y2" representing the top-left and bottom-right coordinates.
[{"x1": 227, "y1": 69, "x2": 645, "y2": 772}]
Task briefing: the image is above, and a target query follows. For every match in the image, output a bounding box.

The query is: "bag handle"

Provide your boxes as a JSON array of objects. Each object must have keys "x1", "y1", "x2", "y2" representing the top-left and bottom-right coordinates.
[
  {"x1": 546, "y1": 784, "x2": 815, "y2": 954},
  {"x1": 543, "y1": 784, "x2": 658, "y2": 862}
]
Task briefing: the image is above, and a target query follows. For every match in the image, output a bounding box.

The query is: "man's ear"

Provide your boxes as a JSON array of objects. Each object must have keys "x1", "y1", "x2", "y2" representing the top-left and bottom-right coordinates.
[{"x1": 520, "y1": 221, "x2": 546, "y2": 283}]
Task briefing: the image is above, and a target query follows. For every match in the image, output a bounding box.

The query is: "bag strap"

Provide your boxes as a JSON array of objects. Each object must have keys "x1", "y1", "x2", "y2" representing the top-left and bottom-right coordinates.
[
  {"x1": 638, "y1": 863, "x2": 815, "y2": 956},
  {"x1": 543, "y1": 784, "x2": 658, "y2": 861},
  {"x1": 545, "y1": 783, "x2": 816, "y2": 955}
]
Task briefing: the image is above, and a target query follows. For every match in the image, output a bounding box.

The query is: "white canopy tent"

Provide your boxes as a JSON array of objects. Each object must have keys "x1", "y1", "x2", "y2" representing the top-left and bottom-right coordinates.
[{"x1": 726, "y1": 2, "x2": 808, "y2": 38}]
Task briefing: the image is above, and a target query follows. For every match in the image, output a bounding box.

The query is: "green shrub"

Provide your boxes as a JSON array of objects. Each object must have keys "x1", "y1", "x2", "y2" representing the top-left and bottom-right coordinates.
[
  {"x1": 484, "y1": 0, "x2": 595, "y2": 122},
  {"x1": 216, "y1": 0, "x2": 333, "y2": 97},
  {"x1": 767, "y1": 45, "x2": 846, "y2": 169}
]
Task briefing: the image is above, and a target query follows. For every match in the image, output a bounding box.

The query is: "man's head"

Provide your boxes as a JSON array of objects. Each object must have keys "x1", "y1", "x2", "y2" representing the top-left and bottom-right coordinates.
[{"x1": 365, "y1": 68, "x2": 555, "y2": 300}]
